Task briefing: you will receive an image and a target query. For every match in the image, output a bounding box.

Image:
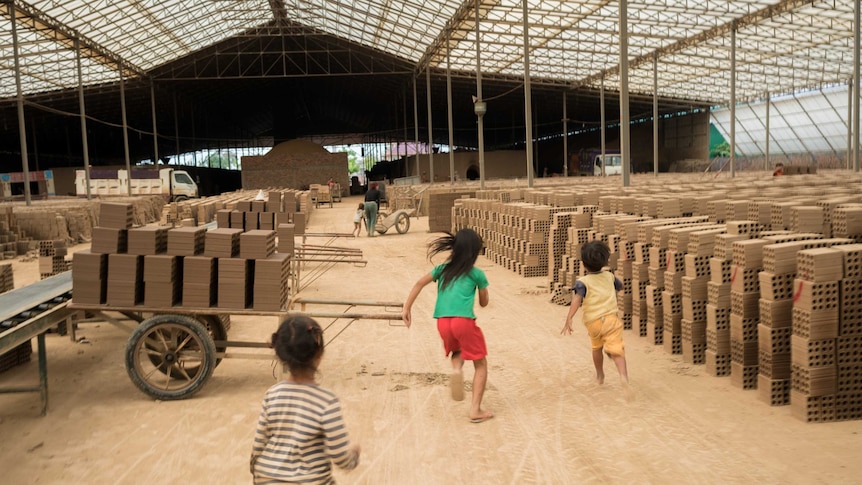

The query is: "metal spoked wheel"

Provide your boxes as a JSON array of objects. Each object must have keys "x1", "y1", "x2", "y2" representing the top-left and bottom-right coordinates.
[
  {"x1": 125, "y1": 314, "x2": 216, "y2": 400},
  {"x1": 394, "y1": 212, "x2": 410, "y2": 234},
  {"x1": 195, "y1": 314, "x2": 228, "y2": 367}
]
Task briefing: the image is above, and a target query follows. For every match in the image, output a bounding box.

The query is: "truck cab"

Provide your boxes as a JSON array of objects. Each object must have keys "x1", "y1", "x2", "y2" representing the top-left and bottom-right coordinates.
[
  {"x1": 168, "y1": 170, "x2": 198, "y2": 201},
  {"x1": 594, "y1": 154, "x2": 623, "y2": 176}
]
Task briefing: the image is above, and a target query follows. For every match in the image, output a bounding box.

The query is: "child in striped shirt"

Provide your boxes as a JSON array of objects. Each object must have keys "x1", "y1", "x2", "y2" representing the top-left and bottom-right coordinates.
[{"x1": 251, "y1": 316, "x2": 360, "y2": 484}]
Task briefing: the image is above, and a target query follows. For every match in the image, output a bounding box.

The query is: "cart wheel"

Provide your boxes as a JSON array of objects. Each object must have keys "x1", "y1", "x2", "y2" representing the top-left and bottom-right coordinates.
[
  {"x1": 125, "y1": 314, "x2": 216, "y2": 400},
  {"x1": 196, "y1": 314, "x2": 228, "y2": 367},
  {"x1": 394, "y1": 212, "x2": 410, "y2": 234}
]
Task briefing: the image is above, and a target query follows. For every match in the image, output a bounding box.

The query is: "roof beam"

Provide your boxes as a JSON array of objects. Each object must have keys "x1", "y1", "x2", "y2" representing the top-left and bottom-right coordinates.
[
  {"x1": 5, "y1": 0, "x2": 145, "y2": 78},
  {"x1": 573, "y1": 0, "x2": 817, "y2": 88}
]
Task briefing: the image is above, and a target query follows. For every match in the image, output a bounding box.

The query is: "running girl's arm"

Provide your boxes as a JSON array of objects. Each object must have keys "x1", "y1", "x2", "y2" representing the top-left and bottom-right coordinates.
[
  {"x1": 478, "y1": 287, "x2": 489, "y2": 307},
  {"x1": 560, "y1": 294, "x2": 583, "y2": 336},
  {"x1": 402, "y1": 273, "x2": 433, "y2": 328}
]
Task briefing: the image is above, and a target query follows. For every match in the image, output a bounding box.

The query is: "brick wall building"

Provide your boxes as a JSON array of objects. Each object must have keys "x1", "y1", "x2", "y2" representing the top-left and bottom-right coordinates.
[{"x1": 241, "y1": 140, "x2": 349, "y2": 192}]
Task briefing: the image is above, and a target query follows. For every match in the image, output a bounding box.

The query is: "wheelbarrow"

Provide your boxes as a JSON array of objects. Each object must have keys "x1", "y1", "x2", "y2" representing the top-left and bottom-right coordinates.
[{"x1": 374, "y1": 209, "x2": 414, "y2": 235}]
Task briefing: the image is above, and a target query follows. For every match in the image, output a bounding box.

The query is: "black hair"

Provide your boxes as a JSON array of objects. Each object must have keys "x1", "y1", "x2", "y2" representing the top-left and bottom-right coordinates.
[
  {"x1": 581, "y1": 240, "x2": 610, "y2": 273},
  {"x1": 271, "y1": 315, "x2": 325, "y2": 373},
  {"x1": 428, "y1": 228, "x2": 483, "y2": 290}
]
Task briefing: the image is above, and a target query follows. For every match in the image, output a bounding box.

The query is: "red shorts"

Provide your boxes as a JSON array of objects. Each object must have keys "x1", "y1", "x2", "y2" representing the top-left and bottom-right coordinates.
[{"x1": 436, "y1": 317, "x2": 487, "y2": 360}]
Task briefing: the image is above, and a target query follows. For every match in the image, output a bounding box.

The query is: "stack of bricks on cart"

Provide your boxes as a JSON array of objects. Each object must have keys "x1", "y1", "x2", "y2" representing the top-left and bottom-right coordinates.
[
  {"x1": 72, "y1": 200, "x2": 295, "y2": 311},
  {"x1": 127, "y1": 226, "x2": 168, "y2": 255},
  {"x1": 183, "y1": 256, "x2": 216, "y2": 307},
  {"x1": 72, "y1": 251, "x2": 107, "y2": 304},
  {"x1": 167, "y1": 226, "x2": 207, "y2": 256},
  {"x1": 205, "y1": 228, "x2": 242, "y2": 258},
  {"x1": 107, "y1": 253, "x2": 144, "y2": 306},
  {"x1": 144, "y1": 255, "x2": 181, "y2": 307},
  {"x1": 444, "y1": 174, "x2": 862, "y2": 422}
]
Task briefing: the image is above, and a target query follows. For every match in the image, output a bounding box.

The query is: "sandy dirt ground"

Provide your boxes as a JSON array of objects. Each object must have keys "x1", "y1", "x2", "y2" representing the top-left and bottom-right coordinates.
[{"x1": 1, "y1": 194, "x2": 862, "y2": 484}]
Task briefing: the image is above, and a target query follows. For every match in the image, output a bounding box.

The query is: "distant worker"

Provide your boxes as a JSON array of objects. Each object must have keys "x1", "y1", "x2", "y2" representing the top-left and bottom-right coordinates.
[
  {"x1": 353, "y1": 202, "x2": 364, "y2": 238},
  {"x1": 773, "y1": 163, "x2": 784, "y2": 177},
  {"x1": 364, "y1": 182, "x2": 381, "y2": 237},
  {"x1": 250, "y1": 316, "x2": 360, "y2": 483},
  {"x1": 402, "y1": 229, "x2": 493, "y2": 423},
  {"x1": 421, "y1": 171, "x2": 428, "y2": 183}
]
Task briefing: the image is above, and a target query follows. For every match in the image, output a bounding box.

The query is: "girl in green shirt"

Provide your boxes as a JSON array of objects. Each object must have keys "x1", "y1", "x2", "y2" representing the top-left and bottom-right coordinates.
[{"x1": 402, "y1": 229, "x2": 493, "y2": 423}]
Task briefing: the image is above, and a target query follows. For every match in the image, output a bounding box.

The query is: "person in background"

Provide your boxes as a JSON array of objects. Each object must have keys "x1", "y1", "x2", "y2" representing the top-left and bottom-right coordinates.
[
  {"x1": 364, "y1": 182, "x2": 381, "y2": 237},
  {"x1": 402, "y1": 229, "x2": 493, "y2": 423},
  {"x1": 251, "y1": 315, "x2": 360, "y2": 484},
  {"x1": 353, "y1": 202, "x2": 364, "y2": 238},
  {"x1": 773, "y1": 163, "x2": 784, "y2": 176}
]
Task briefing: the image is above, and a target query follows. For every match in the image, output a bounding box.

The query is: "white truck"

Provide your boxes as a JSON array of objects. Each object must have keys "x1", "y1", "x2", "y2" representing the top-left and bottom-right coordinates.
[
  {"x1": 75, "y1": 168, "x2": 198, "y2": 202},
  {"x1": 592, "y1": 154, "x2": 623, "y2": 176}
]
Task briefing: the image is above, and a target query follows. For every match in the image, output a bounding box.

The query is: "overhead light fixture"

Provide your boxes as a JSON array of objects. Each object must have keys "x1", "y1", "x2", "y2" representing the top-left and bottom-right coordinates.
[{"x1": 473, "y1": 95, "x2": 487, "y2": 117}]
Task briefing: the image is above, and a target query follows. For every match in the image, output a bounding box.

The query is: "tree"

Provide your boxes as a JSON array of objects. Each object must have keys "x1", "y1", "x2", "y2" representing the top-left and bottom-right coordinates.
[
  {"x1": 347, "y1": 149, "x2": 363, "y2": 175},
  {"x1": 205, "y1": 151, "x2": 239, "y2": 169},
  {"x1": 709, "y1": 141, "x2": 731, "y2": 158}
]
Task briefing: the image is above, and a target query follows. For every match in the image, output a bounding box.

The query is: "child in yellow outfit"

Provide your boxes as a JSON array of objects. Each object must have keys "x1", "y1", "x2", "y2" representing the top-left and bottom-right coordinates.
[{"x1": 560, "y1": 240, "x2": 629, "y2": 387}]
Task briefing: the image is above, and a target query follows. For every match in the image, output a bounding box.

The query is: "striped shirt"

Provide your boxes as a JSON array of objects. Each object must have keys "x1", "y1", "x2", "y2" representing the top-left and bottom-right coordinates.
[{"x1": 251, "y1": 381, "x2": 359, "y2": 484}]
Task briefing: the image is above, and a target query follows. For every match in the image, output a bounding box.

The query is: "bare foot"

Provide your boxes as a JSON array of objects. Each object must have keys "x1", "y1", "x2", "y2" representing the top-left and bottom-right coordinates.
[
  {"x1": 596, "y1": 373, "x2": 605, "y2": 385},
  {"x1": 621, "y1": 379, "x2": 634, "y2": 402},
  {"x1": 469, "y1": 411, "x2": 494, "y2": 423}
]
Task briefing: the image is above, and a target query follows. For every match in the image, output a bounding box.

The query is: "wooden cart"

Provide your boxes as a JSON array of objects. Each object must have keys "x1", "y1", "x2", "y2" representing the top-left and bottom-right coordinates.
[
  {"x1": 67, "y1": 298, "x2": 403, "y2": 401},
  {"x1": 374, "y1": 209, "x2": 415, "y2": 235}
]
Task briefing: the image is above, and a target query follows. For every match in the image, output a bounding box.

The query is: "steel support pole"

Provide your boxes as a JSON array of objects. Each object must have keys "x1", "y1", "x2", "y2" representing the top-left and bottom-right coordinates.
[
  {"x1": 10, "y1": 2, "x2": 32, "y2": 205},
  {"x1": 447, "y1": 28, "x2": 455, "y2": 183},
  {"x1": 563, "y1": 91, "x2": 568, "y2": 177},
  {"x1": 403, "y1": 88, "x2": 409, "y2": 177},
  {"x1": 38, "y1": 333, "x2": 47, "y2": 416},
  {"x1": 601, "y1": 76, "x2": 606, "y2": 176},
  {"x1": 855, "y1": 0, "x2": 861, "y2": 171},
  {"x1": 426, "y1": 68, "x2": 434, "y2": 184},
  {"x1": 150, "y1": 80, "x2": 159, "y2": 165},
  {"x1": 848, "y1": 80, "x2": 854, "y2": 170},
  {"x1": 523, "y1": 0, "x2": 534, "y2": 187},
  {"x1": 730, "y1": 24, "x2": 737, "y2": 178},
  {"x1": 653, "y1": 52, "x2": 659, "y2": 176},
  {"x1": 619, "y1": 0, "x2": 631, "y2": 187},
  {"x1": 413, "y1": 77, "x2": 420, "y2": 178},
  {"x1": 765, "y1": 92, "x2": 770, "y2": 171},
  {"x1": 119, "y1": 63, "x2": 132, "y2": 195},
  {"x1": 173, "y1": 91, "x2": 180, "y2": 161},
  {"x1": 476, "y1": 0, "x2": 485, "y2": 190},
  {"x1": 75, "y1": 38, "x2": 92, "y2": 200}
]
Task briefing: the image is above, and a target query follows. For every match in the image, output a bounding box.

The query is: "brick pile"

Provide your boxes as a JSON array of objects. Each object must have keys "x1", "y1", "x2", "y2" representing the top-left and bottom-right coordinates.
[
  {"x1": 442, "y1": 173, "x2": 862, "y2": 422},
  {"x1": 790, "y1": 247, "x2": 858, "y2": 422},
  {"x1": 73, "y1": 201, "x2": 295, "y2": 312},
  {"x1": 0, "y1": 263, "x2": 12, "y2": 293},
  {"x1": 0, "y1": 207, "x2": 30, "y2": 259},
  {"x1": 37, "y1": 239, "x2": 70, "y2": 279}
]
